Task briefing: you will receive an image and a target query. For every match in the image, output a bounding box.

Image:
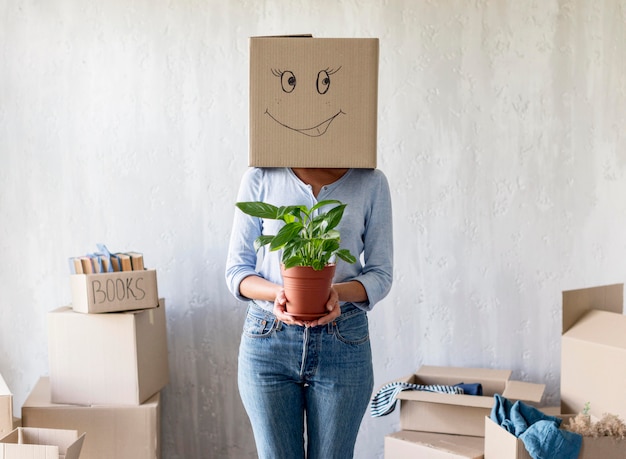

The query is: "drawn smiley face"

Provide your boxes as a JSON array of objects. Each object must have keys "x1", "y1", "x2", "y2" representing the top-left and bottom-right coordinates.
[{"x1": 264, "y1": 67, "x2": 345, "y2": 137}]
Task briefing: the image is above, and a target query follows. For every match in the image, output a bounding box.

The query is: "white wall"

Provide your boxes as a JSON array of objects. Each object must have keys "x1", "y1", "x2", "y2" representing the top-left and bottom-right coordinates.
[{"x1": 1, "y1": 1, "x2": 625, "y2": 457}]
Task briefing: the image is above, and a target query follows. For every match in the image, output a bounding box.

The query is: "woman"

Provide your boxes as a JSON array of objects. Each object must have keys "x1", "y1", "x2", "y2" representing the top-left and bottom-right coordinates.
[{"x1": 225, "y1": 166, "x2": 393, "y2": 459}]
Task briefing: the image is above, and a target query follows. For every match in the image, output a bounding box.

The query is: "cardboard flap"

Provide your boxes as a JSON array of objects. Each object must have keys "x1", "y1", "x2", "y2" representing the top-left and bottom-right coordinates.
[
  {"x1": 397, "y1": 390, "x2": 495, "y2": 409},
  {"x1": 416, "y1": 365, "x2": 511, "y2": 395},
  {"x1": 564, "y1": 309, "x2": 626, "y2": 348},
  {"x1": 484, "y1": 416, "x2": 531, "y2": 459},
  {"x1": 64, "y1": 433, "x2": 85, "y2": 459},
  {"x1": 562, "y1": 283, "x2": 623, "y2": 333},
  {"x1": 0, "y1": 428, "x2": 18, "y2": 443},
  {"x1": 0, "y1": 373, "x2": 13, "y2": 436},
  {"x1": 501, "y1": 380, "x2": 545, "y2": 403}
]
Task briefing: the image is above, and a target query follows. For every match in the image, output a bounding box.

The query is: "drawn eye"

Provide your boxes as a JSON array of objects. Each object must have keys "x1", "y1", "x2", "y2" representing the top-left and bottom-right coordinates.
[
  {"x1": 281, "y1": 71, "x2": 296, "y2": 93},
  {"x1": 317, "y1": 70, "x2": 331, "y2": 94}
]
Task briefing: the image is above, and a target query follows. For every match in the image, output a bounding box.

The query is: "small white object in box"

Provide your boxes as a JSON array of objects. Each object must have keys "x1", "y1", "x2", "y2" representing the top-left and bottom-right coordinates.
[
  {"x1": 70, "y1": 269, "x2": 158, "y2": 314},
  {"x1": 392, "y1": 365, "x2": 544, "y2": 437},
  {"x1": 48, "y1": 299, "x2": 169, "y2": 406},
  {"x1": 385, "y1": 430, "x2": 484, "y2": 458},
  {"x1": 0, "y1": 426, "x2": 85, "y2": 459}
]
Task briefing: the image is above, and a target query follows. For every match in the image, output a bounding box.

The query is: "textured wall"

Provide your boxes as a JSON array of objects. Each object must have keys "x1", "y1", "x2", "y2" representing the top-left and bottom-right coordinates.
[{"x1": 1, "y1": 1, "x2": 625, "y2": 458}]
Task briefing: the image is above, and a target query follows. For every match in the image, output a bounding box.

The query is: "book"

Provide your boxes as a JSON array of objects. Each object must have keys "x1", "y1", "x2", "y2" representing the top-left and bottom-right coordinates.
[
  {"x1": 127, "y1": 252, "x2": 144, "y2": 271},
  {"x1": 69, "y1": 246, "x2": 146, "y2": 274},
  {"x1": 110, "y1": 255, "x2": 121, "y2": 272},
  {"x1": 115, "y1": 253, "x2": 133, "y2": 271},
  {"x1": 69, "y1": 257, "x2": 83, "y2": 274},
  {"x1": 80, "y1": 256, "x2": 94, "y2": 274},
  {"x1": 99, "y1": 254, "x2": 113, "y2": 273}
]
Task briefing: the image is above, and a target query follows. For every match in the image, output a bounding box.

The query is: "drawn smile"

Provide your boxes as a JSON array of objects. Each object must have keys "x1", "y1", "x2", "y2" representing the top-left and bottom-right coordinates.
[{"x1": 265, "y1": 109, "x2": 345, "y2": 137}]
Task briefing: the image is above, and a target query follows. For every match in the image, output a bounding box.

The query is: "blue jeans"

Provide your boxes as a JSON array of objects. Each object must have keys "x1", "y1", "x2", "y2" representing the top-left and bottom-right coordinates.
[{"x1": 238, "y1": 302, "x2": 374, "y2": 459}]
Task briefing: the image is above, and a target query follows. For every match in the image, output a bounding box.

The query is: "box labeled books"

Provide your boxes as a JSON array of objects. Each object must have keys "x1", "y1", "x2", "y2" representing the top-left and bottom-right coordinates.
[{"x1": 70, "y1": 269, "x2": 158, "y2": 314}]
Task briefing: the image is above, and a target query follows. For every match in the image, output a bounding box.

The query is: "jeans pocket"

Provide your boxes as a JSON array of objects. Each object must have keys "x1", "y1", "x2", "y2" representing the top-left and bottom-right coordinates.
[
  {"x1": 333, "y1": 310, "x2": 369, "y2": 345},
  {"x1": 242, "y1": 307, "x2": 276, "y2": 338}
]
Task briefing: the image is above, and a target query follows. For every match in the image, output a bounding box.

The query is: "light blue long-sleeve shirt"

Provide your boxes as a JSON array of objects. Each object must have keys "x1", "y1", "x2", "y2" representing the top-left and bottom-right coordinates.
[{"x1": 225, "y1": 167, "x2": 393, "y2": 312}]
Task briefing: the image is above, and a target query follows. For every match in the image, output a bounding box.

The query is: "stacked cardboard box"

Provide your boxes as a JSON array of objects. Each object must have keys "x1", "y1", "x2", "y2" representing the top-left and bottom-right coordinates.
[
  {"x1": 20, "y1": 265, "x2": 167, "y2": 459},
  {"x1": 484, "y1": 283, "x2": 626, "y2": 458},
  {"x1": 0, "y1": 373, "x2": 21, "y2": 438},
  {"x1": 382, "y1": 365, "x2": 545, "y2": 458}
]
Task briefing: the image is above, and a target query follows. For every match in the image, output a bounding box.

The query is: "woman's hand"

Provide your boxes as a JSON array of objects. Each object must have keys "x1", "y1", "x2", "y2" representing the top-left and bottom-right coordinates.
[
  {"x1": 272, "y1": 289, "x2": 307, "y2": 327},
  {"x1": 273, "y1": 287, "x2": 341, "y2": 327},
  {"x1": 307, "y1": 287, "x2": 340, "y2": 327}
]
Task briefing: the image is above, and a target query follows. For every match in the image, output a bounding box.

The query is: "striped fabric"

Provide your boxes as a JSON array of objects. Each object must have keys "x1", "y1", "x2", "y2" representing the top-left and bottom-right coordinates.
[{"x1": 370, "y1": 381, "x2": 465, "y2": 417}]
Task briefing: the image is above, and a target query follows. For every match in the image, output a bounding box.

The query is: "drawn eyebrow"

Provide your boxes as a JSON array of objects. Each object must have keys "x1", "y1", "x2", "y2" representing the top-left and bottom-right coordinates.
[
  {"x1": 272, "y1": 67, "x2": 342, "y2": 77},
  {"x1": 324, "y1": 66, "x2": 342, "y2": 75}
]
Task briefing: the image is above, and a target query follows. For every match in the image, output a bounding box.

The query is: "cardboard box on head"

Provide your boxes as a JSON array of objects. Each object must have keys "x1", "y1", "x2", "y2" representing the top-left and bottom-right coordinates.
[{"x1": 249, "y1": 36, "x2": 379, "y2": 168}]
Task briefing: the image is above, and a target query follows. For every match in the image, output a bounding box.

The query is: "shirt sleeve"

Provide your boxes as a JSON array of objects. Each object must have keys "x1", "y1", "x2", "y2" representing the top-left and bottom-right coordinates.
[
  {"x1": 225, "y1": 168, "x2": 264, "y2": 301},
  {"x1": 351, "y1": 170, "x2": 394, "y2": 311}
]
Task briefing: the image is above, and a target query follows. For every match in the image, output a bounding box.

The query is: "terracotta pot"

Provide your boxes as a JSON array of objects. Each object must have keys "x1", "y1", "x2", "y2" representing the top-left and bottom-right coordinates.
[{"x1": 281, "y1": 264, "x2": 336, "y2": 320}]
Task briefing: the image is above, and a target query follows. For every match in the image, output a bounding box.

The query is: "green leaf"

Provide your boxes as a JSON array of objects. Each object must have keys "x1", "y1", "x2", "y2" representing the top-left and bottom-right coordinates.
[
  {"x1": 310, "y1": 200, "x2": 342, "y2": 213},
  {"x1": 236, "y1": 202, "x2": 279, "y2": 219},
  {"x1": 311, "y1": 259, "x2": 325, "y2": 270},
  {"x1": 336, "y1": 249, "x2": 357, "y2": 264},
  {"x1": 283, "y1": 255, "x2": 305, "y2": 269},
  {"x1": 324, "y1": 204, "x2": 346, "y2": 231},
  {"x1": 321, "y1": 239, "x2": 340, "y2": 253},
  {"x1": 254, "y1": 235, "x2": 275, "y2": 251},
  {"x1": 280, "y1": 205, "x2": 307, "y2": 222},
  {"x1": 270, "y1": 222, "x2": 304, "y2": 251}
]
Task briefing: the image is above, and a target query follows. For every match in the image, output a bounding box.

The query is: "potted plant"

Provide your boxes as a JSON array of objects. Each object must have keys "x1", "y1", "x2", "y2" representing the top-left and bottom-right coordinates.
[{"x1": 235, "y1": 199, "x2": 357, "y2": 319}]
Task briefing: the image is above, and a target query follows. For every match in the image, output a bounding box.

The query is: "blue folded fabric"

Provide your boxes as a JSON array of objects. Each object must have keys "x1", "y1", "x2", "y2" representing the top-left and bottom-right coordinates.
[
  {"x1": 491, "y1": 394, "x2": 582, "y2": 459},
  {"x1": 454, "y1": 382, "x2": 482, "y2": 396}
]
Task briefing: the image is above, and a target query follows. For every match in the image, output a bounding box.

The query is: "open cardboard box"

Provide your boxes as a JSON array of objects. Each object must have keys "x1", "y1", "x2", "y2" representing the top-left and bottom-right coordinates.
[
  {"x1": 561, "y1": 283, "x2": 626, "y2": 419},
  {"x1": 0, "y1": 373, "x2": 12, "y2": 438},
  {"x1": 385, "y1": 430, "x2": 484, "y2": 459},
  {"x1": 484, "y1": 416, "x2": 626, "y2": 459},
  {"x1": 249, "y1": 35, "x2": 379, "y2": 168},
  {"x1": 393, "y1": 366, "x2": 544, "y2": 437},
  {"x1": 70, "y1": 269, "x2": 158, "y2": 314},
  {"x1": 23, "y1": 377, "x2": 160, "y2": 459},
  {"x1": 48, "y1": 299, "x2": 169, "y2": 406},
  {"x1": 0, "y1": 427, "x2": 85, "y2": 459}
]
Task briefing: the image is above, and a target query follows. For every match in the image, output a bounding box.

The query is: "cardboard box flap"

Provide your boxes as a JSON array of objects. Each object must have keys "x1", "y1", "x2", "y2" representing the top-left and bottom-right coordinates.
[
  {"x1": 484, "y1": 416, "x2": 530, "y2": 458},
  {"x1": 564, "y1": 309, "x2": 626, "y2": 349},
  {"x1": 64, "y1": 433, "x2": 85, "y2": 459},
  {"x1": 0, "y1": 376, "x2": 10, "y2": 400},
  {"x1": 0, "y1": 374, "x2": 13, "y2": 436},
  {"x1": 501, "y1": 380, "x2": 545, "y2": 403},
  {"x1": 416, "y1": 365, "x2": 512, "y2": 395},
  {"x1": 397, "y1": 388, "x2": 495, "y2": 409},
  {"x1": 562, "y1": 283, "x2": 623, "y2": 333}
]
